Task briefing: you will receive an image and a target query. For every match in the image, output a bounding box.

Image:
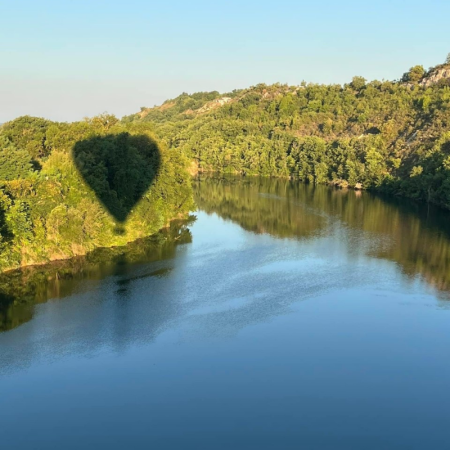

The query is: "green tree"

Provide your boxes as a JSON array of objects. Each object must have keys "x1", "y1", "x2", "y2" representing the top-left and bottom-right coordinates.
[
  {"x1": 402, "y1": 65, "x2": 425, "y2": 83},
  {"x1": 1, "y1": 116, "x2": 51, "y2": 158},
  {"x1": 0, "y1": 115, "x2": 195, "y2": 272},
  {"x1": 0, "y1": 137, "x2": 34, "y2": 181},
  {"x1": 350, "y1": 76, "x2": 366, "y2": 90}
]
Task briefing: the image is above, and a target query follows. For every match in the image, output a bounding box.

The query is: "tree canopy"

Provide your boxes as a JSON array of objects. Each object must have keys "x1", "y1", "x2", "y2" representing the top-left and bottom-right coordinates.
[
  {"x1": 401, "y1": 65, "x2": 425, "y2": 83},
  {"x1": 126, "y1": 60, "x2": 450, "y2": 210},
  {"x1": 0, "y1": 116, "x2": 194, "y2": 271}
]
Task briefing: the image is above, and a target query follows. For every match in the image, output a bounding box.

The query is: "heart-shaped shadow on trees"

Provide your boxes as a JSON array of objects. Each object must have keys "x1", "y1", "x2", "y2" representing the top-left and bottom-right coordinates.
[{"x1": 72, "y1": 133, "x2": 161, "y2": 223}]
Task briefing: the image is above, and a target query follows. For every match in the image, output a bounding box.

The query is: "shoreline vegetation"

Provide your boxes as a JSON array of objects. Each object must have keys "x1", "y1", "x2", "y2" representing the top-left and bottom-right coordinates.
[
  {"x1": 0, "y1": 116, "x2": 195, "y2": 273},
  {"x1": 124, "y1": 57, "x2": 450, "y2": 208},
  {"x1": 0, "y1": 219, "x2": 194, "y2": 333},
  {"x1": 3, "y1": 176, "x2": 450, "y2": 334},
  {"x1": 1, "y1": 57, "x2": 450, "y2": 272}
]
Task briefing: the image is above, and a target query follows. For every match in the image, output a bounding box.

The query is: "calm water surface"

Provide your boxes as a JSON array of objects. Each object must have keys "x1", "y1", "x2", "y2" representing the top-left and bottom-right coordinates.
[{"x1": 1, "y1": 177, "x2": 450, "y2": 449}]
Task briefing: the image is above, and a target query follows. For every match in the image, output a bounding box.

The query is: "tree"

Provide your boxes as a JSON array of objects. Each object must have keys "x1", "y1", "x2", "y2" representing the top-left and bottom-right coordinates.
[
  {"x1": 402, "y1": 65, "x2": 425, "y2": 83},
  {"x1": 350, "y1": 76, "x2": 366, "y2": 91},
  {"x1": 1, "y1": 116, "x2": 51, "y2": 158},
  {"x1": 0, "y1": 137, "x2": 34, "y2": 181},
  {"x1": 446, "y1": 53, "x2": 450, "y2": 65}
]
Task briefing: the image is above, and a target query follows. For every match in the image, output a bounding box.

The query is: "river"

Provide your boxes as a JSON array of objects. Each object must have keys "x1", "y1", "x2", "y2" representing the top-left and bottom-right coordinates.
[{"x1": 1, "y1": 177, "x2": 450, "y2": 449}]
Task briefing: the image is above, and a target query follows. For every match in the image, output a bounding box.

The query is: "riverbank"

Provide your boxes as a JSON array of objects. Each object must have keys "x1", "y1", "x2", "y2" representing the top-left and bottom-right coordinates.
[
  {"x1": 0, "y1": 218, "x2": 194, "y2": 332},
  {"x1": 0, "y1": 213, "x2": 192, "y2": 274},
  {"x1": 0, "y1": 117, "x2": 195, "y2": 274},
  {"x1": 126, "y1": 66, "x2": 450, "y2": 211}
]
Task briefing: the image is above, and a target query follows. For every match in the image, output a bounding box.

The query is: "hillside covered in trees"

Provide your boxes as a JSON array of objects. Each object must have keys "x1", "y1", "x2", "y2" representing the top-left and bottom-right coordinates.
[
  {"x1": 125, "y1": 57, "x2": 450, "y2": 209},
  {"x1": 2, "y1": 57, "x2": 450, "y2": 272},
  {"x1": 0, "y1": 115, "x2": 194, "y2": 272}
]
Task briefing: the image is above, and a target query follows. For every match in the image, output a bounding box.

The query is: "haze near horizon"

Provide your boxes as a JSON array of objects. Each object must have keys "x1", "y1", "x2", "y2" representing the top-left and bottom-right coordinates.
[{"x1": 1, "y1": 0, "x2": 449, "y2": 122}]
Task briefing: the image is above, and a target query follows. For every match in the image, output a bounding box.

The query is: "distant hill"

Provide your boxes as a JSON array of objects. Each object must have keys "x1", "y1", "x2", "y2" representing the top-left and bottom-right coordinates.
[{"x1": 124, "y1": 58, "x2": 450, "y2": 209}]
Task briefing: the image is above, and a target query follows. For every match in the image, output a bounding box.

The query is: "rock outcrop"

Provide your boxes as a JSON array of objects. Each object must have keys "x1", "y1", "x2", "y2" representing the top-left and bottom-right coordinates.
[
  {"x1": 420, "y1": 66, "x2": 450, "y2": 87},
  {"x1": 197, "y1": 97, "x2": 232, "y2": 113}
]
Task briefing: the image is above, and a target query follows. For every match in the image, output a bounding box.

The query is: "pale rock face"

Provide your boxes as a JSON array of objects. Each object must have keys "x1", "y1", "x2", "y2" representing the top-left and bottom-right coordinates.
[
  {"x1": 197, "y1": 97, "x2": 232, "y2": 113},
  {"x1": 420, "y1": 67, "x2": 450, "y2": 87}
]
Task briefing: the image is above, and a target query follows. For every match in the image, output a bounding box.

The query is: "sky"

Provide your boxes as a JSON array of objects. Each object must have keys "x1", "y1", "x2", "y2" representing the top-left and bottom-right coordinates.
[{"x1": 1, "y1": 0, "x2": 449, "y2": 122}]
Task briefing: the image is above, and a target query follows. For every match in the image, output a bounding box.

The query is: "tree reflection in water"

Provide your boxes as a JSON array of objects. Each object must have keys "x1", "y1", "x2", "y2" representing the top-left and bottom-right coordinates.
[{"x1": 194, "y1": 176, "x2": 450, "y2": 296}]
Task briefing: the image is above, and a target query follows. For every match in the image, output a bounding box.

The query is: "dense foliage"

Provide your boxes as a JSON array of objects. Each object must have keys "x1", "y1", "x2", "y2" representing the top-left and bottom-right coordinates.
[
  {"x1": 2, "y1": 58, "x2": 450, "y2": 272},
  {"x1": 127, "y1": 60, "x2": 450, "y2": 209},
  {"x1": 0, "y1": 115, "x2": 194, "y2": 271}
]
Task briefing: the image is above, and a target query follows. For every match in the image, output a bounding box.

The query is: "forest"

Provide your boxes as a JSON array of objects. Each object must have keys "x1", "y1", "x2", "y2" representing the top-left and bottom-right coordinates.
[
  {"x1": 2, "y1": 57, "x2": 450, "y2": 273},
  {"x1": 0, "y1": 115, "x2": 194, "y2": 272},
  {"x1": 124, "y1": 57, "x2": 450, "y2": 209}
]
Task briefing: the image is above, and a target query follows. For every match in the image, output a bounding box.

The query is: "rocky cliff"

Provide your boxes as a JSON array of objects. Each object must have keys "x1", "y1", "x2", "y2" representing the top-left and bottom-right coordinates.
[{"x1": 420, "y1": 65, "x2": 450, "y2": 87}]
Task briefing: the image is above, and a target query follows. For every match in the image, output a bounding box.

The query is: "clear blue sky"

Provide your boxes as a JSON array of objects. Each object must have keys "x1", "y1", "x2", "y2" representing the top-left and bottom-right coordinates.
[{"x1": 1, "y1": 0, "x2": 449, "y2": 122}]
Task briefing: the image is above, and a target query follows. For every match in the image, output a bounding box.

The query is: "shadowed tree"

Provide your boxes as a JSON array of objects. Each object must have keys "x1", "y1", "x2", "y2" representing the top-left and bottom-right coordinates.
[{"x1": 72, "y1": 133, "x2": 161, "y2": 222}]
